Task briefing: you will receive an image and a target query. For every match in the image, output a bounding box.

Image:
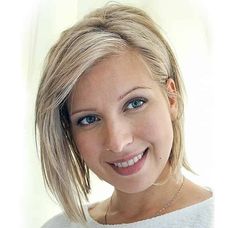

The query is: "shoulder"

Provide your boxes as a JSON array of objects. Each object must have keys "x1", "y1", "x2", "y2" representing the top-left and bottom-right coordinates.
[
  {"x1": 154, "y1": 197, "x2": 214, "y2": 228},
  {"x1": 180, "y1": 178, "x2": 213, "y2": 206},
  {"x1": 169, "y1": 177, "x2": 214, "y2": 226},
  {"x1": 176, "y1": 196, "x2": 214, "y2": 227},
  {"x1": 41, "y1": 213, "x2": 82, "y2": 228},
  {"x1": 165, "y1": 177, "x2": 213, "y2": 217},
  {"x1": 41, "y1": 213, "x2": 68, "y2": 228},
  {"x1": 41, "y1": 213, "x2": 72, "y2": 228}
]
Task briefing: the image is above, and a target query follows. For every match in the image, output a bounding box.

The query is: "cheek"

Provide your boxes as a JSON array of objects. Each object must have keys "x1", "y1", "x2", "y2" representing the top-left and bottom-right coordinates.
[
  {"x1": 136, "y1": 111, "x2": 174, "y2": 152},
  {"x1": 138, "y1": 107, "x2": 173, "y2": 134},
  {"x1": 73, "y1": 132, "x2": 100, "y2": 162}
]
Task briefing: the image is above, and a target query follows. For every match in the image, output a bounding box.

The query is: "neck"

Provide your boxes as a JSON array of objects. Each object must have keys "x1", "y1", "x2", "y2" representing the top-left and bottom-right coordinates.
[{"x1": 109, "y1": 166, "x2": 183, "y2": 220}]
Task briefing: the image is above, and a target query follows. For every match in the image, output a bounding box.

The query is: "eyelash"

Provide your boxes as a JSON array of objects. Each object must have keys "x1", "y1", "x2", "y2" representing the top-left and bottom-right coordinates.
[
  {"x1": 76, "y1": 97, "x2": 147, "y2": 127},
  {"x1": 123, "y1": 97, "x2": 147, "y2": 111},
  {"x1": 76, "y1": 115, "x2": 101, "y2": 127}
]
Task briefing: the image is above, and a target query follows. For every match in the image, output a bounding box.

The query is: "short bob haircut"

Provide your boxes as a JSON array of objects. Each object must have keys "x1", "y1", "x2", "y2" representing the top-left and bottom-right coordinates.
[{"x1": 35, "y1": 3, "x2": 192, "y2": 223}]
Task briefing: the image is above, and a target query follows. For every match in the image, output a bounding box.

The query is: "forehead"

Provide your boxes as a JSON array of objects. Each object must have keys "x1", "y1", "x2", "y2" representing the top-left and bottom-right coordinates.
[
  {"x1": 69, "y1": 51, "x2": 159, "y2": 108},
  {"x1": 81, "y1": 51, "x2": 151, "y2": 83}
]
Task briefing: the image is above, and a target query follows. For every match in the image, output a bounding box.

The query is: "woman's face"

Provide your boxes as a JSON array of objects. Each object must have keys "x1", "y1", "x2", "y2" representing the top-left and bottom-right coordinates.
[{"x1": 69, "y1": 51, "x2": 177, "y2": 193}]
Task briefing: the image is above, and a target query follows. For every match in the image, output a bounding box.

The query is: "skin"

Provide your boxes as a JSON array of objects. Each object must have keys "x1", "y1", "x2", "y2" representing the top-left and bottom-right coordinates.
[{"x1": 69, "y1": 51, "x2": 212, "y2": 224}]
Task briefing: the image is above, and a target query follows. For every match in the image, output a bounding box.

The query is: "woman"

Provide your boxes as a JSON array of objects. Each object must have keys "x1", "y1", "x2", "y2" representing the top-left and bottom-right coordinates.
[{"x1": 36, "y1": 4, "x2": 213, "y2": 227}]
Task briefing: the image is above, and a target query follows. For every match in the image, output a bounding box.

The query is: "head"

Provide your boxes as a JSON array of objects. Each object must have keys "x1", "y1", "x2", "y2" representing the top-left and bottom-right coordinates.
[{"x1": 35, "y1": 4, "x2": 191, "y2": 223}]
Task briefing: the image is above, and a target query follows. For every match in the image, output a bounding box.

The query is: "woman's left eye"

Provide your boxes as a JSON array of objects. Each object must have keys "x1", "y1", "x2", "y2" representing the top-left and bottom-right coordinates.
[
  {"x1": 76, "y1": 115, "x2": 100, "y2": 126},
  {"x1": 125, "y1": 98, "x2": 147, "y2": 110}
]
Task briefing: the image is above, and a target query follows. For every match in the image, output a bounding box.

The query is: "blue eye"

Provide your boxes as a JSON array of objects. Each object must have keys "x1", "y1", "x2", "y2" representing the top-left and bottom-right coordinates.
[
  {"x1": 77, "y1": 115, "x2": 100, "y2": 126},
  {"x1": 126, "y1": 98, "x2": 147, "y2": 110}
]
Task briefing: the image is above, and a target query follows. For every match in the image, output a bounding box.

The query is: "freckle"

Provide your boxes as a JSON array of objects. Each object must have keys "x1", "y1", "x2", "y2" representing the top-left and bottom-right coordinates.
[{"x1": 159, "y1": 157, "x2": 162, "y2": 160}]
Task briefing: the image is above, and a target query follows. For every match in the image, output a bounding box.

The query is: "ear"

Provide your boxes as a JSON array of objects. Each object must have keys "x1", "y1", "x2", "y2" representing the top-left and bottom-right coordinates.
[{"x1": 166, "y1": 78, "x2": 178, "y2": 120}]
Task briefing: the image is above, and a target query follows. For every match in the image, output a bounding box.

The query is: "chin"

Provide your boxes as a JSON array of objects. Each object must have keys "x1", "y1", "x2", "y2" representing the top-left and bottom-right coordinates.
[{"x1": 112, "y1": 177, "x2": 157, "y2": 194}]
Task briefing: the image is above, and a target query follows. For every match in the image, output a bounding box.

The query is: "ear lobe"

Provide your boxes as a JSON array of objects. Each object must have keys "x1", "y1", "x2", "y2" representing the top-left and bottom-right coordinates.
[{"x1": 166, "y1": 79, "x2": 178, "y2": 120}]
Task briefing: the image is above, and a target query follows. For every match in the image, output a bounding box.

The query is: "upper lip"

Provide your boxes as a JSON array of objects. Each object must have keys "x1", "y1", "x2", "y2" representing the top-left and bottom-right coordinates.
[{"x1": 107, "y1": 148, "x2": 148, "y2": 164}]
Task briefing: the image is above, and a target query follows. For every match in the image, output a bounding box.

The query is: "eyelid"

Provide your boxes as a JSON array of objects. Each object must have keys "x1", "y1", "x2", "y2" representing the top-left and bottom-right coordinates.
[
  {"x1": 75, "y1": 114, "x2": 100, "y2": 127},
  {"x1": 71, "y1": 111, "x2": 97, "y2": 122},
  {"x1": 123, "y1": 96, "x2": 148, "y2": 111}
]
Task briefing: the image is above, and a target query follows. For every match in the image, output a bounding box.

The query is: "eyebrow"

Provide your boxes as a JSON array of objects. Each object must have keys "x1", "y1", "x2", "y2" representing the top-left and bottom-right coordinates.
[
  {"x1": 118, "y1": 86, "x2": 151, "y2": 100},
  {"x1": 70, "y1": 86, "x2": 151, "y2": 117}
]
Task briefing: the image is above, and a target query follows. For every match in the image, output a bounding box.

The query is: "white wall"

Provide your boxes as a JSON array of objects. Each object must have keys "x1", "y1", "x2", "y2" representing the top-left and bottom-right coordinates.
[{"x1": 0, "y1": 0, "x2": 235, "y2": 227}]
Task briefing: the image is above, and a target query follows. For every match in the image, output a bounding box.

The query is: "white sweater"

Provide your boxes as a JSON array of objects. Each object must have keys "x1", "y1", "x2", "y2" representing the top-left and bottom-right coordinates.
[{"x1": 42, "y1": 197, "x2": 214, "y2": 228}]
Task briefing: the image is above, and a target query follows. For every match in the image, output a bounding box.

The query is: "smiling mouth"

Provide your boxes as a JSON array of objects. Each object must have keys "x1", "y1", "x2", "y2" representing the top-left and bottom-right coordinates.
[
  {"x1": 109, "y1": 148, "x2": 149, "y2": 176},
  {"x1": 113, "y1": 149, "x2": 146, "y2": 168}
]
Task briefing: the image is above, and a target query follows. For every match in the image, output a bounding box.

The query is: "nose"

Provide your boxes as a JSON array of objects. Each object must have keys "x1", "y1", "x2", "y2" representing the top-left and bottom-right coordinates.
[{"x1": 104, "y1": 119, "x2": 133, "y2": 153}]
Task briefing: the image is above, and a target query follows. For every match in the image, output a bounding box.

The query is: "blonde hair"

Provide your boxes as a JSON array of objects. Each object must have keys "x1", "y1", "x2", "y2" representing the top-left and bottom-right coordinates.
[{"x1": 35, "y1": 3, "x2": 192, "y2": 223}]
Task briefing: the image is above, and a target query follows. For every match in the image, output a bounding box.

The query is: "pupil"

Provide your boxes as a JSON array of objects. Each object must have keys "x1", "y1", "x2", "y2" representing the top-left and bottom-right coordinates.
[
  {"x1": 87, "y1": 116, "x2": 95, "y2": 123},
  {"x1": 133, "y1": 100, "x2": 140, "y2": 107}
]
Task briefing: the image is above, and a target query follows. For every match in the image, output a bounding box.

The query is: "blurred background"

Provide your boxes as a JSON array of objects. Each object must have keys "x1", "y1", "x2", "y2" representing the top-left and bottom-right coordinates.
[{"x1": 0, "y1": 0, "x2": 235, "y2": 227}]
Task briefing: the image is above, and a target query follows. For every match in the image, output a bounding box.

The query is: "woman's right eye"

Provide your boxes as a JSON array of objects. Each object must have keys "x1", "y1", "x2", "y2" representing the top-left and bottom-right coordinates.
[{"x1": 77, "y1": 115, "x2": 100, "y2": 126}]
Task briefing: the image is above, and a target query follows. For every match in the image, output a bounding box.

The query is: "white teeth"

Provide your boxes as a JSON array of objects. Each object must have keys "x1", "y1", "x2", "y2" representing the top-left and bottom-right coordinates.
[
  {"x1": 133, "y1": 156, "x2": 138, "y2": 163},
  {"x1": 121, "y1": 161, "x2": 128, "y2": 168},
  {"x1": 128, "y1": 159, "x2": 134, "y2": 166},
  {"x1": 113, "y1": 151, "x2": 145, "y2": 168}
]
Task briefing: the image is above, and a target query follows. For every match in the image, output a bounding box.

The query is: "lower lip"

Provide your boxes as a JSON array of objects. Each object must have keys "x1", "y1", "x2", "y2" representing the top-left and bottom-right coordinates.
[{"x1": 110, "y1": 149, "x2": 148, "y2": 176}]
